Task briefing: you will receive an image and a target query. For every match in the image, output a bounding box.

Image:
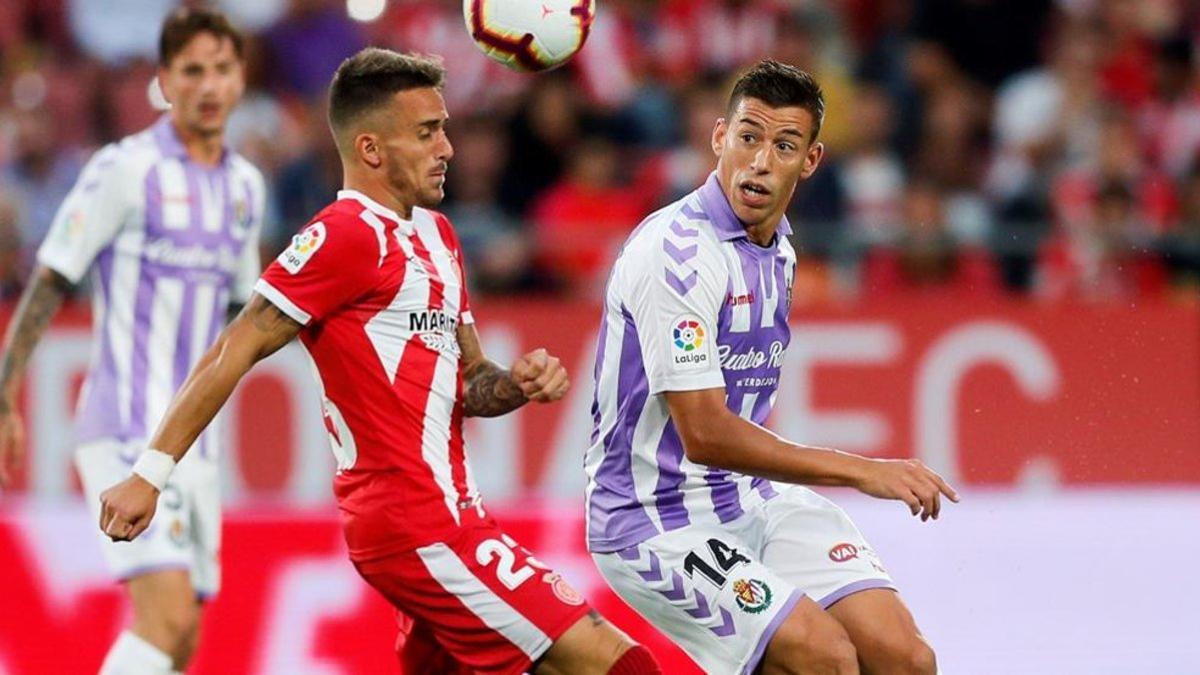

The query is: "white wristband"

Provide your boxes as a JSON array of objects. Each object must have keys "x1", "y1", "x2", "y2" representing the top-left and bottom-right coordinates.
[{"x1": 131, "y1": 449, "x2": 176, "y2": 491}]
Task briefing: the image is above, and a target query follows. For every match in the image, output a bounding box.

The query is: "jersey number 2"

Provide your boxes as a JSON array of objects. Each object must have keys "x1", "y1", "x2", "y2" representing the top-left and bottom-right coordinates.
[{"x1": 475, "y1": 534, "x2": 548, "y2": 591}]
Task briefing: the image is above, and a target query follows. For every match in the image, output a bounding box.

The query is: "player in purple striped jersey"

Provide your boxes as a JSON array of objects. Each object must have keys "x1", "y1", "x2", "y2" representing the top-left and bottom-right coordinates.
[
  {"x1": 0, "y1": 9, "x2": 263, "y2": 675},
  {"x1": 587, "y1": 61, "x2": 958, "y2": 675}
]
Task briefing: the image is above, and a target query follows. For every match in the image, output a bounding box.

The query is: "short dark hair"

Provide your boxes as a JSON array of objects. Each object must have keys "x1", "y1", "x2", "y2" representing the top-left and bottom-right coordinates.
[
  {"x1": 159, "y1": 7, "x2": 244, "y2": 67},
  {"x1": 328, "y1": 48, "x2": 446, "y2": 139},
  {"x1": 727, "y1": 60, "x2": 825, "y2": 141}
]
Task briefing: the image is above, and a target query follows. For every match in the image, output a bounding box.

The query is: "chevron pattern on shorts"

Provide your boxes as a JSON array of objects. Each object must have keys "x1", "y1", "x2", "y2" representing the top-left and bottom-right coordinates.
[{"x1": 618, "y1": 546, "x2": 738, "y2": 638}]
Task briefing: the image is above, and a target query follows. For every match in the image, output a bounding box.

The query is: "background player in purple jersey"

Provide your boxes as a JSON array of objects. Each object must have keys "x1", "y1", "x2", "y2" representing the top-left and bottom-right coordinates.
[
  {"x1": 0, "y1": 9, "x2": 264, "y2": 675},
  {"x1": 586, "y1": 61, "x2": 958, "y2": 675}
]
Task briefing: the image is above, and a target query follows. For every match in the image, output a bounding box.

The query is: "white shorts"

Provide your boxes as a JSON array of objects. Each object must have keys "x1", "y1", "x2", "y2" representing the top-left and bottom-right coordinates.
[
  {"x1": 592, "y1": 485, "x2": 894, "y2": 675},
  {"x1": 76, "y1": 439, "x2": 221, "y2": 598}
]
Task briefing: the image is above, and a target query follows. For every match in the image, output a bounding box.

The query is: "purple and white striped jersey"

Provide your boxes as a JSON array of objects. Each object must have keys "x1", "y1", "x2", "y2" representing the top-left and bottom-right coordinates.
[
  {"x1": 37, "y1": 116, "x2": 265, "y2": 458},
  {"x1": 585, "y1": 173, "x2": 797, "y2": 553}
]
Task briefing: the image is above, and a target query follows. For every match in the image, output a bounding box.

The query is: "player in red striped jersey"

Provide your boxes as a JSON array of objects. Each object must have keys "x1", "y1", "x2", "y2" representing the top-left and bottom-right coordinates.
[{"x1": 97, "y1": 48, "x2": 660, "y2": 674}]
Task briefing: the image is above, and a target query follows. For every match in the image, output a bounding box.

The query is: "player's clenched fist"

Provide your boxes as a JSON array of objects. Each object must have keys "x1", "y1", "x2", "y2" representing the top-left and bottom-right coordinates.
[
  {"x1": 853, "y1": 458, "x2": 959, "y2": 522},
  {"x1": 511, "y1": 348, "x2": 569, "y2": 403},
  {"x1": 98, "y1": 476, "x2": 160, "y2": 542}
]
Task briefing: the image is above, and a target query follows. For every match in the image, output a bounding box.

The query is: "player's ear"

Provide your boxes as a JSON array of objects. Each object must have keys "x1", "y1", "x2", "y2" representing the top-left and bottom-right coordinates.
[
  {"x1": 711, "y1": 118, "x2": 727, "y2": 158},
  {"x1": 156, "y1": 66, "x2": 175, "y2": 105},
  {"x1": 356, "y1": 132, "x2": 383, "y2": 169},
  {"x1": 800, "y1": 141, "x2": 825, "y2": 180}
]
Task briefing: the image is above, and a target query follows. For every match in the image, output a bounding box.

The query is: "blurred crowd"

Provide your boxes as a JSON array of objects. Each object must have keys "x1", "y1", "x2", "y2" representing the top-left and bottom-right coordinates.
[{"x1": 1, "y1": 0, "x2": 1199, "y2": 304}]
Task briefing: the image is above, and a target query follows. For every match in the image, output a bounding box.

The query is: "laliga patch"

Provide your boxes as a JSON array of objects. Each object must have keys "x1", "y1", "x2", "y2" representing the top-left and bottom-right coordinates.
[
  {"x1": 669, "y1": 314, "x2": 711, "y2": 371},
  {"x1": 278, "y1": 222, "x2": 326, "y2": 274}
]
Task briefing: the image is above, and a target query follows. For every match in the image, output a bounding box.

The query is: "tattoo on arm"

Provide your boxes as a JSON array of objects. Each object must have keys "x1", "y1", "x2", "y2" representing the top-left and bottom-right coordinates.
[
  {"x1": 462, "y1": 359, "x2": 527, "y2": 418},
  {"x1": 588, "y1": 609, "x2": 607, "y2": 627},
  {"x1": 239, "y1": 295, "x2": 302, "y2": 360},
  {"x1": 0, "y1": 268, "x2": 72, "y2": 411},
  {"x1": 457, "y1": 322, "x2": 526, "y2": 418}
]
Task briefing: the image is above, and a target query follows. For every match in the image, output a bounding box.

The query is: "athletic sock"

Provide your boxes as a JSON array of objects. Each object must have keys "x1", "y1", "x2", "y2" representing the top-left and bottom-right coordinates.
[
  {"x1": 608, "y1": 644, "x2": 662, "y2": 674},
  {"x1": 98, "y1": 630, "x2": 174, "y2": 675}
]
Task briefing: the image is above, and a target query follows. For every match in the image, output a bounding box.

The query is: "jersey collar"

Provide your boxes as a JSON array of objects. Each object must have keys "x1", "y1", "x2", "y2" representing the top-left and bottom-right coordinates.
[
  {"x1": 152, "y1": 114, "x2": 230, "y2": 164},
  {"x1": 337, "y1": 189, "x2": 414, "y2": 235},
  {"x1": 696, "y1": 172, "x2": 792, "y2": 243}
]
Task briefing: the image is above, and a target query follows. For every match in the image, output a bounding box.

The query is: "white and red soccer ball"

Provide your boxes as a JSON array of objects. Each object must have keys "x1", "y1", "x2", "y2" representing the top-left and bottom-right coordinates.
[{"x1": 463, "y1": 0, "x2": 596, "y2": 72}]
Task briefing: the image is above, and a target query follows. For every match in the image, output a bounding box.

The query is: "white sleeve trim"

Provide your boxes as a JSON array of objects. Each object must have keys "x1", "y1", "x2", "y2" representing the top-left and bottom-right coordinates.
[
  {"x1": 253, "y1": 279, "x2": 312, "y2": 325},
  {"x1": 35, "y1": 249, "x2": 86, "y2": 285},
  {"x1": 649, "y1": 370, "x2": 727, "y2": 396},
  {"x1": 461, "y1": 310, "x2": 474, "y2": 325}
]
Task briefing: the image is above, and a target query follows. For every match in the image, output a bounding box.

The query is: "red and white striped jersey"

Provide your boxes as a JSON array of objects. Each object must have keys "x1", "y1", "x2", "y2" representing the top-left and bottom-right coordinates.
[{"x1": 256, "y1": 190, "x2": 478, "y2": 557}]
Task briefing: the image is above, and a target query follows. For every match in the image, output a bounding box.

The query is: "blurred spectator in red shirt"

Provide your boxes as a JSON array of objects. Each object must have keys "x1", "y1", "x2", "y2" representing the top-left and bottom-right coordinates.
[
  {"x1": 1053, "y1": 109, "x2": 1177, "y2": 236},
  {"x1": 1040, "y1": 180, "x2": 1164, "y2": 300},
  {"x1": 1139, "y1": 35, "x2": 1200, "y2": 180},
  {"x1": 657, "y1": 0, "x2": 789, "y2": 83},
  {"x1": 499, "y1": 74, "x2": 583, "y2": 216},
  {"x1": 1096, "y1": 0, "x2": 1158, "y2": 110},
  {"x1": 531, "y1": 136, "x2": 652, "y2": 294}
]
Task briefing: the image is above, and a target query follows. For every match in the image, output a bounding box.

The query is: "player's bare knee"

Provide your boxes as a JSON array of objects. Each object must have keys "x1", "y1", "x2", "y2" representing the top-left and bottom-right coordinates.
[
  {"x1": 763, "y1": 606, "x2": 858, "y2": 675},
  {"x1": 825, "y1": 637, "x2": 860, "y2": 675},
  {"x1": 910, "y1": 641, "x2": 937, "y2": 675},
  {"x1": 775, "y1": 635, "x2": 857, "y2": 675},
  {"x1": 885, "y1": 637, "x2": 936, "y2": 675}
]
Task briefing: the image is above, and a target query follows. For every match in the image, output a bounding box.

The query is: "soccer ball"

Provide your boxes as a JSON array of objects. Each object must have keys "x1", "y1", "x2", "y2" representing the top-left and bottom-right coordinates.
[{"x1": 463, "y1": 0, "x2": 596, "y2": 72}]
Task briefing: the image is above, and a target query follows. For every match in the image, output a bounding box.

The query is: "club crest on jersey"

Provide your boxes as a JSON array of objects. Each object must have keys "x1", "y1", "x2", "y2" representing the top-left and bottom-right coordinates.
[
  {"x1": 278, "y1": 222, "x2": 326, "y2": 274},
  {"x1": 732, "y1": 578, "x2": 773, "y2": 614},
  {"x1": 670, "y1": 315, "x2": 710, "y2": 371},
  {"x1": 543, "y1": 572, "x2": 585, "y2": 606},
  {"x1": 168, "y1": 518, "x2": 188, "y2": 548}
]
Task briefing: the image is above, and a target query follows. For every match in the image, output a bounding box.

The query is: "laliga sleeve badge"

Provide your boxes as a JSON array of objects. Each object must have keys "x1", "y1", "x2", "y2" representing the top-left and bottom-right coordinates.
[
  {"x1": 543, "y1": 572, "x2": 585, "y2": 606},
  {"x1": 278, "y1": 221, "x2": 326, "y2": 274},
  {"x1": 670, "y1": 314, "x2": 712, "y2": 372}
]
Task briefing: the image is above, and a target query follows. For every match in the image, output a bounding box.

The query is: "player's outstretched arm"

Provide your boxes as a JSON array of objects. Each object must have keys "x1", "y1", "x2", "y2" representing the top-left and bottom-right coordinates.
[
  {"x1": 98, "y1": 294, "x2": 302, "y2": 540},
  {"x1": 0, "y1": 266, "x2": 73, "y2": 488},
  {"x1": 665, "y1": 387, "x2": 960, "y2": 521},
  {"x1": 457, "y1": 322, "x2": 569, "y2": 417}
]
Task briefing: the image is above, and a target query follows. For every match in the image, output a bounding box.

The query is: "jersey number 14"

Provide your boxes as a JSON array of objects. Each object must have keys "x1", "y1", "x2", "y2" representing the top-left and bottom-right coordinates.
[{"x1": 683, "y1": 538, "x2": 750, "y2": 588}]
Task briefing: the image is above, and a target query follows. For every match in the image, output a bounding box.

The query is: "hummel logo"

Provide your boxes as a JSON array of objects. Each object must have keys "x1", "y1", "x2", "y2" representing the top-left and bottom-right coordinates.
[{"x1": 727, "y1": 291, "x2": 755, "y2": 306}]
